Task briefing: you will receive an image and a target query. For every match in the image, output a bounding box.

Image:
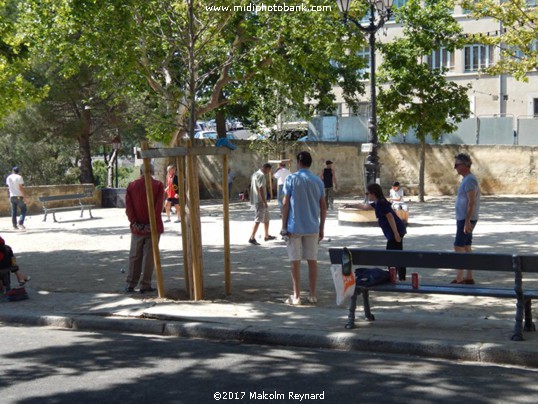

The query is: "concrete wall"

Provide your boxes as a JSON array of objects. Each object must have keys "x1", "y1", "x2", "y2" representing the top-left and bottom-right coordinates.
[
  {"x1": 0, "y1": 184, "x2": 99, "y2": 217},
  {"x1": 197, "y1": 141, "x2": 538, "y2": 198}
]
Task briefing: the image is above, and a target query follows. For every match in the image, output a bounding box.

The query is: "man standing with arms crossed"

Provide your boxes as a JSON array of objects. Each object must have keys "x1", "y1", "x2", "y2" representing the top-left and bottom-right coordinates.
[
  {"x1": 6, "y1": 166, "x2": 27, "y2": 230},
  {"x1": 281, "y1": 151, "x2": 326, "y2": 305},
  {"x1": 451, "y1": 153, "x2": 480, "y2": 285},
  {"x1": 248, "y1": 163, "x2": 275, "y2": 245}
]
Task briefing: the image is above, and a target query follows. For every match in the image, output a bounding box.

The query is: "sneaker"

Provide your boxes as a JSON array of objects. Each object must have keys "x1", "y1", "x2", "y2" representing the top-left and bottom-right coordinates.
[
  {"x1": 174, "y1": 220, "x2": 180, "y2": 223},
  {"x1": 308, "y1": 296, "x2": 318, "y2": 305},
  {"x1": 285, "y1": 295, "x2": 301, "y2": 305},
  {"x1": 125, "y1": 287, "x2": 135, "y2": 293},
  {"x1": 248, "y1": 238, "x2": 261, "y2": 246},
  {"x1": 264, "y1": 235, "x2": 276, "y2": 241},
  {"x1": 13, "y1": 226, "x2": 18, "y2": 230},
  {"x1": 140, "y1": 287, "x2": 156, "y2": 294},
  {"x1": 18, "y1": 224, "x2": 26, "y2": 230},
  {"x1": 164, "y1": 219, "x2": 171, "y2": 223}
]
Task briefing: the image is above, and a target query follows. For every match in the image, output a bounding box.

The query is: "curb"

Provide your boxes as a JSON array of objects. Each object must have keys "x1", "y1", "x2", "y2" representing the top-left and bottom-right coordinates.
[{"x1": 1, "y1": 312, "x2": 537, "y2": 368}]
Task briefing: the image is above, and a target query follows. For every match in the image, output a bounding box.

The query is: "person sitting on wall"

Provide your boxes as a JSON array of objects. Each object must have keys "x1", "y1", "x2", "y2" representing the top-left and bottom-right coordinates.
[{"x1": 389, "y1": 181, "x2": 409, "y2": 224}]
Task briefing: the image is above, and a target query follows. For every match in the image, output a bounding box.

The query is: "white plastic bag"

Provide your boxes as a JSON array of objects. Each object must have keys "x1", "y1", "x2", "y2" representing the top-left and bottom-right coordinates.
[{"x1": 330, "y1": 264, "x2": 356, "y2": 306}]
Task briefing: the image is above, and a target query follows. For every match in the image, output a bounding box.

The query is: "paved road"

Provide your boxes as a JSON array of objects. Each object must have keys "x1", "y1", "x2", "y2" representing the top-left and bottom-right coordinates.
[{"x1": 1, "y1": 325, "x2": 538, "y2": 404}]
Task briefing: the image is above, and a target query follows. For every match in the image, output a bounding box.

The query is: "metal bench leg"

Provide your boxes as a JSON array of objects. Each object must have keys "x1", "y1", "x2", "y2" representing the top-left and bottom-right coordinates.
[
  {"x1": 524, "y1": 299, "x2": 536, "y2": 332},
  {"x1": 80, "y1": 208, "x2": 84, "y2": 218},
  {"x1": 512, "y1": 257, "x2": 525, "y2": 341},
  {"x1": 88, "y1": 207, "x2": 93, "y2": 219},
  {"x1": 52, "y1": 212, "x2": 58, "y2": 223},
  {"x1": 362, "y1": 289, "x2": 375, "y2": 321},
  {"x1": 43, "y1": 212, "x2": 48, "y2": 222},
  {"x1": 512, "y1": 296, "x2": 524, "y2": 341},
  {"x1": 345, "y1": 290, "x2": 358, "y2": 329}
]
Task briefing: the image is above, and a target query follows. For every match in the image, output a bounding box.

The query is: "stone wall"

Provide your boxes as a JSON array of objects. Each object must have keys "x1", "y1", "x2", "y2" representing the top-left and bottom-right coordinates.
[
  {"x1": 0, "y1": 184, "x2": 99, "y2": 217},
  {"x1": 196, "y1": 141, "x2": 538, "y2": 198},
  {"x1": 3, "y1": 142, "x2": 536, "y2": 217}
]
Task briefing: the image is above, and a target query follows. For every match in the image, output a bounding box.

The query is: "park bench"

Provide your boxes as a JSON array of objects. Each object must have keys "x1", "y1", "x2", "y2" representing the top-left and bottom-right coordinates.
[
  {"x1": 38, "y1": 193, "x2": 95, "y2": 223},
  {"x1": 328, "y1": 248, "x2": 538, "y2": 341}
]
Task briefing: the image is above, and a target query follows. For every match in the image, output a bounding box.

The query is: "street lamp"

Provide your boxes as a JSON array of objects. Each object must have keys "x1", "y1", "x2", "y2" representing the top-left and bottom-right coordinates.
[
  {"x1": 336, "y1": 0, "x2": 393, "y2": 186},
  {"x1": 111, "y1": 134, "x2": 122, "y2": 188}
]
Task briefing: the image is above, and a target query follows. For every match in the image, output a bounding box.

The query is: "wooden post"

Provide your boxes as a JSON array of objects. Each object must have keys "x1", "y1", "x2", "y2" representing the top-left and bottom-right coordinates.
[
  {"x1": 176, "y1": 155, "x2": 191, "y2": 297},
  {"x1": 141, "y1": 142, "x2": 165, "y2": 298},
  {"x1": 186, "y1": 151, "x2": 204, "y2": 300},
  {"x1": 222, "y1": 154, "x2": 231, "y2": 295}
]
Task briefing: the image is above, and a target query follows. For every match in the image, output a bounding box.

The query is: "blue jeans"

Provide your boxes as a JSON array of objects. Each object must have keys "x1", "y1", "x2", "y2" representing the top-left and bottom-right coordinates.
[
  {"x1": 10, "y1": 197, "x2": 27, "y2": 227},
  {"x1": 277, "y1": 184, "x2": 284, "y2": 213}
]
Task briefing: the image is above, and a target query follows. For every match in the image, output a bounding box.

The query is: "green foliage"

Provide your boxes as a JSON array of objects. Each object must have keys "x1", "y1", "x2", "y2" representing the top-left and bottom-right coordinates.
[
  {"x1": 92, "y1": 160, "x2": 135, "y2": 189},
  {"x1": 459, "y1": 0, "x2": 538, "y2": 81},
  {"x1": 378, "y1": 0, "x2": 471, "y2": 143},
  {"x1": 0, "y1": 107, "x2": 80, "y2": 185},
  {"x1": 0, "y1": 0, "x2": 46, "y2": 118}
]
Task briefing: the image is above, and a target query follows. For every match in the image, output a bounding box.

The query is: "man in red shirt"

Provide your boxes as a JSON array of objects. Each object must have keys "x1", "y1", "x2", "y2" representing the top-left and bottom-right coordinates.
[
  {"x1": 125, "y1": 164, "x2": 164, "y2": 293},
  {"x1": 164, "y1": 165, "x2": 181, "y2": 223}
]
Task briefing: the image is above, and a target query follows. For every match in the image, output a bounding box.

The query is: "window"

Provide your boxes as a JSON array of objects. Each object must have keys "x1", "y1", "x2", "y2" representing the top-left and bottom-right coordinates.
[
  {"x1": 428, "y1": 48, "x2": 455, "y2": 71},
  {"x1": 351, "y1": 102, "x2": 370, "y2": 117},
  {"x1": 513, "y1": 40, "x2": 538, "y2": 60},
  {"x1": 357, "y1": 47, "x2": 370, "y2": 75},
  {"x1": 389, "y1": 0, "x2": 408, "y2": 19},
  {"x1": 534, "y1": 98, "x2": 538, "y2": 116},
  {"x1": 464, "y1": 44, "x2": 495, "y2": 72}
]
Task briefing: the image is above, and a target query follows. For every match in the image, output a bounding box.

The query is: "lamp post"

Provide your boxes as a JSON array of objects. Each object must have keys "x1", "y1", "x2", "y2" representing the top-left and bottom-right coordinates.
[
  {"x1": 336, "y1": 0, "x2": 393, "y2": 186},
  {"x1": 111, "y1": 134, "x2": 122, "y2": 188}
]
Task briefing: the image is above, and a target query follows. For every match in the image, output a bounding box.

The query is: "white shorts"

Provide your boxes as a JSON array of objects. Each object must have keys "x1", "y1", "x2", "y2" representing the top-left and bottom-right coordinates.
[{"x1": 286, "y1": 234, "x2": 319, "y2": 261}]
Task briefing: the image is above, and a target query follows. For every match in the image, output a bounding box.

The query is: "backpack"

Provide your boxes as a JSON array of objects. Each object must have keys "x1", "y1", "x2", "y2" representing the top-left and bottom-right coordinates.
[{"x1": 355, "y1": 267, "x2": 390, "y2": 286}]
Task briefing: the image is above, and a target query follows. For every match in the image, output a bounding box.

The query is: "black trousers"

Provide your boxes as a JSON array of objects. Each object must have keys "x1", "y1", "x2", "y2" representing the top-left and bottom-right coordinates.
[{"x1": 386, "y1": 238, "x2": 406, "y2": 280}]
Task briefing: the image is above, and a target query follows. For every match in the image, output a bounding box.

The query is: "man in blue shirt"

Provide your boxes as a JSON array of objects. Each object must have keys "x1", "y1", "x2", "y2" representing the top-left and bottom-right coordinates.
[
  {"x1": 281, "y1": 151, "x2": 327, "y2": 305},
  {"x1": 451, "y1": 153, "x2": 480, "y2": 285}
]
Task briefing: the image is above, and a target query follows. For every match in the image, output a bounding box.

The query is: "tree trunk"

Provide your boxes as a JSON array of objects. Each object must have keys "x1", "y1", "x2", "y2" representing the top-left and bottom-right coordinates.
[
  {"x1": 107, "y1": 149, "x2": 118, "y2": 188},
  {"x1": 418, "y1": 139, "x2": 426, "y2": 202},
  {"x1": 78, "y1": 108, "x2": 94, "y2": 184},
  {"x1": 216, "y1": 109, "x2": 227, "y2": 138}
]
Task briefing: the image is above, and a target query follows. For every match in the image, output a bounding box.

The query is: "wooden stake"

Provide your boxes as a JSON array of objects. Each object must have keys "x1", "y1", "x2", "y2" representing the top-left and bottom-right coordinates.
[
  {"x1": 176, "y1": 155, "x2": 190, "y2": 297},
  {"x1": 186, "y1": 151, "x2": 203, "y2": 300},
  {"x1": 141, "y1": 142, "x2": 165, "y2": 298},
  {"x1": 222, "y1": 154, "x2": 231, "y2": 295}
]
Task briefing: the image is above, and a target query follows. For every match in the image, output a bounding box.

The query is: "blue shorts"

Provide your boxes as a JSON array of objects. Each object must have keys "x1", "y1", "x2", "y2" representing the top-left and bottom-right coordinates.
[{"x1": 454, "y1": 220, "x2": 477, "y2": 247}]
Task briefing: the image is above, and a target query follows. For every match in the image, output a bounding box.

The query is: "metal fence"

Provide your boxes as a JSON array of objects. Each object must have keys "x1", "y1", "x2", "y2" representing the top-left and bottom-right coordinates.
[{"x1": 308, "y1": 115, "x2": 538, "y2": 145}]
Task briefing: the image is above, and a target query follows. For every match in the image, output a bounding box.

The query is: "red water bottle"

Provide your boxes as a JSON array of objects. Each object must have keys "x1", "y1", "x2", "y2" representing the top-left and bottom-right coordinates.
[{"x1": 412, "y1": 272, "x2": 419, "y2": 289}]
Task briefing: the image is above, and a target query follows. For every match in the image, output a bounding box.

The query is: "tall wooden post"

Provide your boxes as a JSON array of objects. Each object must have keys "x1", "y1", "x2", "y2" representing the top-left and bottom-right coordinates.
[
  {"x1": 222, "y1": 154, "x2": 231, "y2": 295},
  {"x1": 186, "y1": 150, "x2": 204, "y2": 300},
  {"x1": 176, "y1": 155, "x2": 191, "y2": 297},
  {"x1": 141, "y1": 142, "x2": 165, "y2": 298}
]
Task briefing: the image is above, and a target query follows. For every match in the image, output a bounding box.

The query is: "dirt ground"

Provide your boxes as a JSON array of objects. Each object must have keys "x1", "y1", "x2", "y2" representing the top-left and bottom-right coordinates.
[{"x1": 2, "y1": 195, "x2": 538, "y2": 312}]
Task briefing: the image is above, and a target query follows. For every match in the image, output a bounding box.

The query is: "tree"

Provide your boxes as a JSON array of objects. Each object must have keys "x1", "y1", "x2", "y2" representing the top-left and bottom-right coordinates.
[
  {"x1": 460, "y1": 0, "x2": 538, "y2": 81},
  {"x1": 16, "y1": 0, "x2": 366, "y2": 144},
  {"x1": 0, "y1": 0, "x2": 44, "y2": 117},
  {"x1": 377, "y1": 0, "x2": 471, "y2": 201}
]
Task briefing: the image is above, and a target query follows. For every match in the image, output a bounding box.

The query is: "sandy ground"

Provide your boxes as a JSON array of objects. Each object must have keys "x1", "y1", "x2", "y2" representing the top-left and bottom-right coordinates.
[{"x1": 2, "y1": 195, "x2": 538, "y2": 320}]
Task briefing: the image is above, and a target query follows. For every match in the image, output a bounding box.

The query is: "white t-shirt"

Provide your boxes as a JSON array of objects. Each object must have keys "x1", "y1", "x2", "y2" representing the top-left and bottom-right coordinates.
[
  {"x1": 390, "y1": 188, "x2": 404, "y2": 202},
  {"x1": 6, "y1": 173, "x2": 24, "y2": 197},
  {"x1": 273, "y1": 168, "x2": 290, "y2": 186}
]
